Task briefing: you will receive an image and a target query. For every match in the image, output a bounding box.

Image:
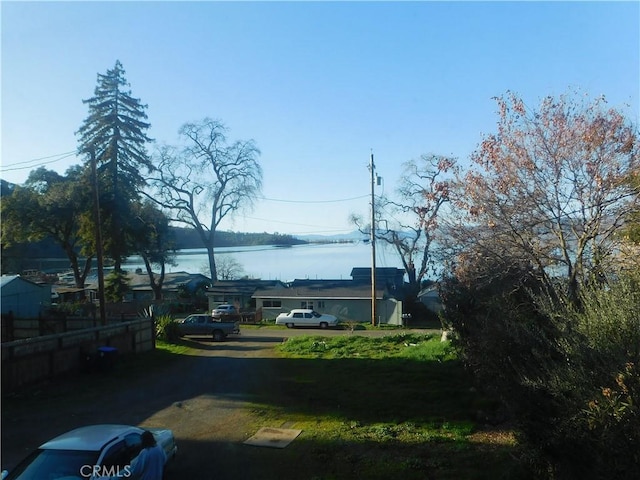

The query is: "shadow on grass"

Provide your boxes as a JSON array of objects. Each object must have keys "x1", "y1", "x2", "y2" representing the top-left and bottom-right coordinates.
[
  {"x1": 232, "y1": 355, "x2": 525, "y2": 479},
  {"x1": 249, "y1": 356, "x2": 489, "y2": 426},
  {"x1": 1, "y1": 337, "x2": 527, "y2": 479},
  {"x1": 166, "y1": 434, "x2": 528, "y2": 480}
]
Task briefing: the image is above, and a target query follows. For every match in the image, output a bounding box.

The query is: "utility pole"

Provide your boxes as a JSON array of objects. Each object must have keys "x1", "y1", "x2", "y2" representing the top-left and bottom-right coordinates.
[
  {"x1": 91, "y1": 149, "x2": 107, "y2": 325},
  {"x1": 369, "y1": 152, "x2": 377, "y2": 326}
]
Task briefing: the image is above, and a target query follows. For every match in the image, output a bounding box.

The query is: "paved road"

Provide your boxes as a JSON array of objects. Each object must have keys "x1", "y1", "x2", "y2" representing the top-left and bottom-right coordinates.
[{"x1": 1, "y1": 327, "x2": 431, "y2": 479}]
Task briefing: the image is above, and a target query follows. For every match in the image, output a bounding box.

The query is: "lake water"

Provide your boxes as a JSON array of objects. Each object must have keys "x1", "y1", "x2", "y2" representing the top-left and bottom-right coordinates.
[{"x1": 122, "y1": 242, "x2": 403, "y2": 281}]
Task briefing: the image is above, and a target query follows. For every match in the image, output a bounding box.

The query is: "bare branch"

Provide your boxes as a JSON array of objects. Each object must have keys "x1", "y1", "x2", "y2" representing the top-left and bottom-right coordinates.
[{"x1": 145, "y1": 120, "x2": 262, "y2": 281}]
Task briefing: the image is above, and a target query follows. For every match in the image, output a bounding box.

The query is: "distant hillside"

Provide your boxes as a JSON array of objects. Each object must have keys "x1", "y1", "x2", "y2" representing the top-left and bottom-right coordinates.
[
  {"x1": 1, "y1": 229, "x2": 307, "y2": 269},
  {"x1": 169, "y1": 227, "x2": 306, "y2": 249},
  {"x1": 297, "y1": 231, "x2": 365, "y2": 243},
  {"x1": 296, "y1": 230, "x2": 413, "y2": 243}
]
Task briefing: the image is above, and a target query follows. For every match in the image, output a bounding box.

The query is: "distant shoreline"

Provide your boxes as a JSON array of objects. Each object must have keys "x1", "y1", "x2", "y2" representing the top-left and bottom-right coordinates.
[{"x1": 7, "y1": 241, "x2": 366, "y2": 277}]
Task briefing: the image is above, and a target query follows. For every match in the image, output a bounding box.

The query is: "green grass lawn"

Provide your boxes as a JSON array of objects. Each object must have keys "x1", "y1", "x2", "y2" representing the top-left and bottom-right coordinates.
[
  {"x1": 3, "y1": 334, "x2": 526, "y2": 478},
  {"x1": 247, "y1": 333, "x2": 526, "y2": 479}
]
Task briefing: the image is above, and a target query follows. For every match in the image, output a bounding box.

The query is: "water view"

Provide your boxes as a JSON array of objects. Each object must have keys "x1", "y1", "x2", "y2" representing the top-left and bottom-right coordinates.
[{"x1": 123, "y1": 242, "x2": 402, "y2": 281}]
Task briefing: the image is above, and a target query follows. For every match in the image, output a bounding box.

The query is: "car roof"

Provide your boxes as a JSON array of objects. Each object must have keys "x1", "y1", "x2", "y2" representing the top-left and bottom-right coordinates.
[
  {"x1": 289, "y1": 309, "x2": 314, "y2": 313},
  {"x1": 40, "y1": 425, "x2": 142, "y2": 451}
]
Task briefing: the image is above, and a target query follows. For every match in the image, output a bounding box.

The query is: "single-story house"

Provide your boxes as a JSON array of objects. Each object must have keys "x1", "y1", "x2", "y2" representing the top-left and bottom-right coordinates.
[
  {"x1": 253, "y1": 278, "x2": 403, "y2": 325},
  {"x1": 122, "y1": 271, "x2": 211, "y2": 301},
  {"x1": 1, "y1": 275, "x2": 52, "y2": 318},
  {"x1": 206, "y1": 279, "x2": 286, "y2": 312},
  {"x1": 52, "y1": 285, "x2": 90, "y2": 303},
  {"x1": 79, "y1": 270, "x2": 211, "y2": 303}
]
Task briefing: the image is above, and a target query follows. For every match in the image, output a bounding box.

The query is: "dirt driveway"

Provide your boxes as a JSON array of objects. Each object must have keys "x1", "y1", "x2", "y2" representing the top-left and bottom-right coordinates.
[{"x1": 1, "y1": 328, "x2": 411, "y2": 479}]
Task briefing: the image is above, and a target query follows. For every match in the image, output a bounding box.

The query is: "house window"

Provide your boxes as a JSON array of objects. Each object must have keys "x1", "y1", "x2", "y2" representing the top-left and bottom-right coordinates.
[
  {"x1": 301, "y1": 301, "x2": 324, "y2": 310},
  {"x1": 263, "y1": 300, "x2": 282, "y2": 308}
]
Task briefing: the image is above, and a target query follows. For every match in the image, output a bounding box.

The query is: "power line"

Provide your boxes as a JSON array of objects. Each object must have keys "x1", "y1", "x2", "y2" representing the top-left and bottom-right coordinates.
[
  {"x1": 239, "y1": 215, "x2": 354, "y2": 233},
  {"x1": 1, "y1": 151, "x2": 78, "y2": 172},
  {"x1": 259, "y1": 194, "x2": 368, "y2": 204}
]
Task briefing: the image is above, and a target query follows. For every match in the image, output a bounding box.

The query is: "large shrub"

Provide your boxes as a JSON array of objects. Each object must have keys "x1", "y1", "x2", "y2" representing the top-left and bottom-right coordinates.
[
  {"x1": 441, "y1": 263, "x2": 640, "y2": 479},
  {"x1": 154, "y1": 314, "x2": 181, "y2": 342},
  {"x1": 543, "y1": 274, "x2": 640, "y2": 477},
  {"x1": 104, "y1": 270, "x2": 131, "y2": 302}
]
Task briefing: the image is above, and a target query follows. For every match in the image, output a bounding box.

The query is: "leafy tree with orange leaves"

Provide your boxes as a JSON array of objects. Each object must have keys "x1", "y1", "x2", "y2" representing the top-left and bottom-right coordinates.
[
  {"x1": 441, "y1": 91, "x2": 640, "y2": 477},
  {"x1": 451, "y1": 90, "x2": 639, "y2": 303}
]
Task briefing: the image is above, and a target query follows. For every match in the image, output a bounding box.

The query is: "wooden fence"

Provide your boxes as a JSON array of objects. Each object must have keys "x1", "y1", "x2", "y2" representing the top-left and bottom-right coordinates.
[{"x1": 1, "y1": 318, "x2": 155, "y2": 392}]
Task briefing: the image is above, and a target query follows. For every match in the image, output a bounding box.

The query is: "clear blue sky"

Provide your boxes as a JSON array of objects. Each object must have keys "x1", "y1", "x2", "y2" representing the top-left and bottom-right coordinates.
[{"x1": 2, "y1": 1, "x2": 638, "y2": 236}]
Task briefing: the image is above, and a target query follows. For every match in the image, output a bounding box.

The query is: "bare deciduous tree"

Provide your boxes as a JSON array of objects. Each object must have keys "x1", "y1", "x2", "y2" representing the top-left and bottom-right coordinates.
[
  {"x1": 147, "y1": 118, "x2": 262, "y2": 281},
  {"x1": 214, "y1": 255, "x2": 245, "y2": 280},
  {"x1": 352, "y1": 154, "x2": 457, "y2": 296}
]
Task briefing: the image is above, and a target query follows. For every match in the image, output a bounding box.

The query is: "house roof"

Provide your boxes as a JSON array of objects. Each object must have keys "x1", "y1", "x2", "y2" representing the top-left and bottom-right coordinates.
[
  {"x1": 129, "y1": 271, "x2": 210, "y2": 291},
  {"x1": 85, "y1": 271, "x2": 210, "y2": 291},
  {"x1": 0, "y1": 275, "x2": 20, "y2": 288},
  {"x1": 350, "y1": 267, "x2": 405, "y2": 278},
  {"x1": 53, "y1": 286, "x2": 87, "y2": 294},
  {"x1": 207, "y1": 279, "x2": 285, "y2": 296},
  {"x1": 418, "y1": 287, "x2": 440, "y2": 298},
  {"x1": 253, "y1": 280, "x2": 386, "y2": 300},
  {"x1": 1, "y1": 274, "x2": 44, "y2": 289}
]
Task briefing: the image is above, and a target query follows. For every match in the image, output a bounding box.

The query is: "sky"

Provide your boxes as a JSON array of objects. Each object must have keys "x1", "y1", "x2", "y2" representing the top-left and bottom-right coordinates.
[{"x1": 2, "y1": 1, "x2": 639, "y2": 236}]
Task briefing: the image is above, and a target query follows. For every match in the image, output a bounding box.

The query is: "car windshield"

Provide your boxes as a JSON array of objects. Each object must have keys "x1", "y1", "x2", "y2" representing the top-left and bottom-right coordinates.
[
  {"x1": 6, "y1": 449, "x2": 99, "y2": 480},
  {"x1": 311, "y1": 311, "x2": 322, "y2": 318}
]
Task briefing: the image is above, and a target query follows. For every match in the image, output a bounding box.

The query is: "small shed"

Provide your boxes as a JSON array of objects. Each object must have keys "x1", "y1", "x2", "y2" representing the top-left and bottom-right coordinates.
[
  {"x1": 1, "y1": 275, "x2": 52, "y2": 318},
  {"x1": 417, "y1": 286, "x2": 444, "y2": 313}
]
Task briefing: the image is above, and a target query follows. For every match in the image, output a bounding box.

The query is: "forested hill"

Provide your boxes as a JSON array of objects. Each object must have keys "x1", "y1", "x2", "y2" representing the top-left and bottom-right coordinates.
[
  {"x1": 3, "y1": 228, "x2": 306, "y2": 260},
  {"x1": 170, "y1": 227, "x2": 306, "y2": 249}
]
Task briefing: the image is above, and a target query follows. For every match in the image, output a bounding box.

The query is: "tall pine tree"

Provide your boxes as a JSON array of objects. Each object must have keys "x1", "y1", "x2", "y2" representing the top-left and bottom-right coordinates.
[{"x1": 77, "y1": 60, "x2": 153, "y2": 271}]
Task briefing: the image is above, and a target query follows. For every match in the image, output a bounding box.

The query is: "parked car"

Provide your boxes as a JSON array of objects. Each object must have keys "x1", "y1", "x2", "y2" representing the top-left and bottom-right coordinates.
[
  {"x1": 275, "y1": 309, "x2": 338, "y2": 329},
  {"x1": 1, "y1": 424, "x2": 177, "y2": 480},
  {"x1": 212, "y1": 304, "x2": 238, "y2": 318},
  {"x1": 176, "y1": 313, "x2": 240, "y2": 341}
]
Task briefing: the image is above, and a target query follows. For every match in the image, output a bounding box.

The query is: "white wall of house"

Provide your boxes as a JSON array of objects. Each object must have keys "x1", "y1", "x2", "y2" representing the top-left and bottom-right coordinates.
[{"x1": 257, "y1": 297, "x2": 402, "y2": 325}]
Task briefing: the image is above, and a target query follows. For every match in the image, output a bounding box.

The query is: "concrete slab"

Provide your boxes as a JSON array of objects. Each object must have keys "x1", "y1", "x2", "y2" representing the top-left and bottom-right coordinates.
[{"x1": 243, "y1": 427, "x2": 302, "y2": 448}]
